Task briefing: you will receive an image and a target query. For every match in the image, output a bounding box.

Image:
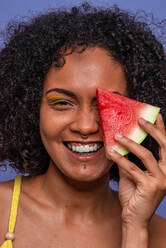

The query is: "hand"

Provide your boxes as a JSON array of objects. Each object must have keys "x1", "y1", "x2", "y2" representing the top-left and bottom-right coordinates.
[{"x1": 108, "y1": 114, "x2": 166, "y2": 228}]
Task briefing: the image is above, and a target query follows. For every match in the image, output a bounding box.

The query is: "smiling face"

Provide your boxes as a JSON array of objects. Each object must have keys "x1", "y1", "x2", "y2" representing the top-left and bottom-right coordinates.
[{"x1": 40, "y1": 47, "x2": 127, "y2": 182}]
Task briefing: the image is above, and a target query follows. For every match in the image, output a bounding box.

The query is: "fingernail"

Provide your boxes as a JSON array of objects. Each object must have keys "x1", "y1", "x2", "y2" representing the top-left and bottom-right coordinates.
[
  {"x1": 158, "y1": 113, "x2": 163, "y2": 120},
  {"x1": 115, "y1": 133, "x2": 123, "y2": 140},
  {"x1": 139, "y1": 118, "x2": 147, "y2": 125},
  {"x1": 109, "y1": 148, "x2": 116, "y2": 154}
]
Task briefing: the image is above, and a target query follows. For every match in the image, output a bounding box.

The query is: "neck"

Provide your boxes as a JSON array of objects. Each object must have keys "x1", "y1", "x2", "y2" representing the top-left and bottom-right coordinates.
[{"x1": 38, "y1": 161, "x2": 117, "y2": 219}]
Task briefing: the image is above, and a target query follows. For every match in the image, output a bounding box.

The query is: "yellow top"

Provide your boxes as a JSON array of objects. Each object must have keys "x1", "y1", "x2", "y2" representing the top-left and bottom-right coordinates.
[{"x1": 0, "y1": 176, "x2": 22, "y2": 248}]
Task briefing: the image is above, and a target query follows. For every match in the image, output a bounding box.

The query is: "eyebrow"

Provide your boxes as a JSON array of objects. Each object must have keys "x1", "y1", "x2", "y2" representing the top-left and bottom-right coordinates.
[
  {"x1": 46, "y1": 88, "x2": 76, "y2": 98},
  {"x1": 45, "y1": 88, "x2": 125, "y2": 100}
]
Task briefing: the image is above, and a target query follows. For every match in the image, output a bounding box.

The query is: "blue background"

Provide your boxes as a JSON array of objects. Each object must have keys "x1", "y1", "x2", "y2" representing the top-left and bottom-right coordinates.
[{"x1": 0, "y1": 0, "x2": 166, "y2": 218}]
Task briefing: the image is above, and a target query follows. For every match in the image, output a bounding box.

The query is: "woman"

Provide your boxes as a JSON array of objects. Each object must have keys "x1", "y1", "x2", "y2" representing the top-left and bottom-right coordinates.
[{"x1": 0, "y1": 3, "x2": 166, "y2": 247}]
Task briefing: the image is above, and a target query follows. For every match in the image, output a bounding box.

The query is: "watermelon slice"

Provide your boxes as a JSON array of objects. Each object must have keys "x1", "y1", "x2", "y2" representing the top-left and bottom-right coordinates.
[{"x1": 96, "y1": 88, "x2": 160, "y2": 156}]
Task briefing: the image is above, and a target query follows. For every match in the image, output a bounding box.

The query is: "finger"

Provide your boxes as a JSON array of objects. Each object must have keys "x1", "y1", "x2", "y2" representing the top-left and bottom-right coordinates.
[
  {"x1": 108, "y1": 148, "x2": 146, "y2": 184},
  {"x1": 114, "y1": 134, "x2": 159, "y2": 176},
  {"x1": 139, "y1": 117, "x2": 166, "y2": 162},
  {"x1": 156, "y1": 114, "x2": 166, "y2": 132},
  {"x1": 139, "y1": 117, "x2": 166, "y2": 146},
  {"x1": 156, "y1": 114, "x2": 166, "y2": 162}
]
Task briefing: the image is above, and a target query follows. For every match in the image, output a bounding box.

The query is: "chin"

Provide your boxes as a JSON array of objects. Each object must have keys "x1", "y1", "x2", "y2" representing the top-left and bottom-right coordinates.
[
  {"x1": 63, "y1": 166, "x2": 111, "y2": 184},
  {"x1": 49, "y1": 158, "x2": 112, "y2": 184}
]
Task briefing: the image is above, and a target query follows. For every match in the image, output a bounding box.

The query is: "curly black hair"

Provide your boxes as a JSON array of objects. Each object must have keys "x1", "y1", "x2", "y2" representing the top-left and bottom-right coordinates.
[{"x1": 0, "y1": 3, "x2": 166, "y2": 181}]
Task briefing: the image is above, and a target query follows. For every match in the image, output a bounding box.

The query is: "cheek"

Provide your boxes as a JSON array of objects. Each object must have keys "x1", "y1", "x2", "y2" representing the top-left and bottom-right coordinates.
[{"x1": 39, "y1": 106, "x2": 74, "y2": 140}]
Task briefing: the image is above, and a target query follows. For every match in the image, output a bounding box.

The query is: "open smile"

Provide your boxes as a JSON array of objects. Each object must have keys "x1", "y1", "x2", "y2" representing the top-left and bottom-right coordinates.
[{"x1": 63, "y1": 141, "x2": 104, "y2": 161}]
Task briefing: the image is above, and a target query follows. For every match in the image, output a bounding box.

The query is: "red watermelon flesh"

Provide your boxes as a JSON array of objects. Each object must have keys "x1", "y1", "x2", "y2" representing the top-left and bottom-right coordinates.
[{"x1": 96, "y1": 88, "x2": 160, "y2": 156}]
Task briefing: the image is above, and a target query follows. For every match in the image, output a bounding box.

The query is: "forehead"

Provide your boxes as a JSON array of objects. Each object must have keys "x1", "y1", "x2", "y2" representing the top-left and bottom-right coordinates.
[{"x1": 43, "y1": 47, "x2": 127, "y2": 95}]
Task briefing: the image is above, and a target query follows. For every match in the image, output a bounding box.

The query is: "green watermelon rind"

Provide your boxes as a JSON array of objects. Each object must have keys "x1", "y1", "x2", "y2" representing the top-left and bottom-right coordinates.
[{"x1": 110, "y1": 105, "x2": 160, "y2": 156}]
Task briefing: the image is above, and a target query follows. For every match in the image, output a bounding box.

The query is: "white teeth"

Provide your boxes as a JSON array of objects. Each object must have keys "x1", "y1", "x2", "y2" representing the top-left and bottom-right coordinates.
[
  {"x1": 94, "y1": 144, "x2": 97, "y2": 151},
  {"x1": 72, "y1": 146, "x2": 76, "y2": 152},
  {"x1": 80, "y1": 145, "x2": 84, "y2": 152},
  {"x1": 89, "y1": 146, "x2": 94, "y2": 152},
  {"x1": 84, "y1": 145, "x2": 89, "y2": 152},
  {"x1": 75, "y1": 146, "x2": 80, "y2": 152},
  {"x1": 66, "y1": 143, "x2": 102, "y2": 153}
]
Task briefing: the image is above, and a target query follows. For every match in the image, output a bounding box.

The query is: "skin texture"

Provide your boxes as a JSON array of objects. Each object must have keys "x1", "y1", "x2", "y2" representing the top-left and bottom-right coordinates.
[{"x1": 0, "y1": 47, "x2": 166, "y2": 247}]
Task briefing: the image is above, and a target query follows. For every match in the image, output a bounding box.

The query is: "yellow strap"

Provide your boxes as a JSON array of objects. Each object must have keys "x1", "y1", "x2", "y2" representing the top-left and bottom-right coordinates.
[
  {"x1": 8, "y1": 176, "x2": 22, "y2": 233},
  {"x1": 0, "y1": 240, "x2": 12, "y2": 248},
  {"x1": 0, "y1": 176, "x2": 22, "y2": 248}
]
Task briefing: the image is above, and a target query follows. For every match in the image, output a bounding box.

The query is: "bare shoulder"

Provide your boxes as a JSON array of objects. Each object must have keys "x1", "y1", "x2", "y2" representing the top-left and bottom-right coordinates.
[
  {"x1": 149, "y1": 214, "x2": 166, "y2": 248},
  {"x1": 0, "y1": 179, "x2": 15, "y2": 244}
]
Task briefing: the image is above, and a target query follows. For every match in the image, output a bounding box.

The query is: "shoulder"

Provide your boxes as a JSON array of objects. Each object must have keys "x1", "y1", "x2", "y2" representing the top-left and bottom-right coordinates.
[
  {"x1": 0, "y1": 179, "x2": 15, "y2": 244},
  {"x1": 149, "y1": 214, "x2": 166, "y2": 248}
]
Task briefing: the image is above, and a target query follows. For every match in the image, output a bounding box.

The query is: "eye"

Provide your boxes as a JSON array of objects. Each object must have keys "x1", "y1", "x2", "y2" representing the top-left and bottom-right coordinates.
[
  {"x1": 47, "y1": 98, "x2": 73, "y2": 110},
  {"x1": 49, "y1": 100, "x2": 70, "y2": 106}
]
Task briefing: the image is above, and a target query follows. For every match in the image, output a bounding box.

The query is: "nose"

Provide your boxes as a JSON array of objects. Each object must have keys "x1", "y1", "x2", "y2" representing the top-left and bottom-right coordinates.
[{"x1": 69, "y1": 107, "x2": 100, "y2": 136}]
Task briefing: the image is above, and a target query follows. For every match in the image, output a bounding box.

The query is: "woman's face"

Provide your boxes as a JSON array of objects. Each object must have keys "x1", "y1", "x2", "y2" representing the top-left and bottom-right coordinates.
[{"x1": 40, "y1": 47, "x2": 127, "y2": 182}]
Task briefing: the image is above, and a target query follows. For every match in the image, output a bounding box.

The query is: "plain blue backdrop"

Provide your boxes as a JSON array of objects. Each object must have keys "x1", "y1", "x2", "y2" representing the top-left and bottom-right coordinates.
[{"x1": 0, "y1": 0, "x2": 166, "y2": 218}]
